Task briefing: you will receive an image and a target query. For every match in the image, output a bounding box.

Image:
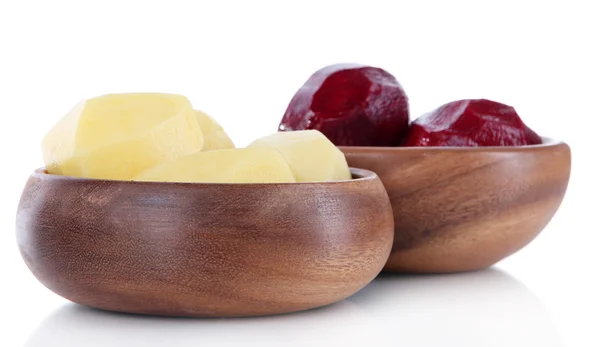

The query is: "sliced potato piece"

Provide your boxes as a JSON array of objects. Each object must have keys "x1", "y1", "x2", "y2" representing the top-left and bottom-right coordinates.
[
  {"x1": 195, "y1": 110, "x2": 235, "y2": 151},
  {"x1": 248, "y1": 130, "x2": 351, "y2": 182},
  {"x1": 42, "y1": 93, "x2": 204, "y2": 180},
  {"x1": 133, "y1": 147, "x2": 296, "y2": 183}
]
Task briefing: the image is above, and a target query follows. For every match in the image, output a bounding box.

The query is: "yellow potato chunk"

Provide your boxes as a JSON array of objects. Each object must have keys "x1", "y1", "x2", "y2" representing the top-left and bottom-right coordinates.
[
  {"x1": 133, "y1": 147, "x2": 296, "y2": 183},
  {"x1": 42, "y1": 93, "x2": 204, "y2": 180},
  {"x1": 248, "y1": 130, "x2": 351, "y2": 182},
  {"x1": 195, "y1": 110, "x2": 235, "y2": 151}
]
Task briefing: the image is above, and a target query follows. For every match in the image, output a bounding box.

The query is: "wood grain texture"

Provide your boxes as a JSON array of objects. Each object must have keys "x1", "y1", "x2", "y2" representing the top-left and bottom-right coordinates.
[
  {"x1": 340, "y1": 138, "x2": 571, "y2": 273},
  {"x1": 16, "y1": 168, "x2": 393, "y2": 317}
]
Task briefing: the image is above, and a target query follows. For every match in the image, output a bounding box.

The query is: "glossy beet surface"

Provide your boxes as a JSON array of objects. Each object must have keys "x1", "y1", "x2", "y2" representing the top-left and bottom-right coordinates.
[
  {"x1": 279, "y1": 63, "x2": 409, "y2": 146},
  {"x1": 402, "y1": 99, "x2": 542, "y2": 147}
]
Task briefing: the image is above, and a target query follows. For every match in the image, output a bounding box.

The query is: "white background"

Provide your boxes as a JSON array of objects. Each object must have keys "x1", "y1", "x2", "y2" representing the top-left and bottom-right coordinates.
[{"x1": 1, "y1": 1, "x2": 598, "y2": 346}]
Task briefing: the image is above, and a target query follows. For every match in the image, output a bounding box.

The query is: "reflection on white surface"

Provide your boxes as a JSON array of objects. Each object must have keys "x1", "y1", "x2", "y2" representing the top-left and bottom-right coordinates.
[
  {"x1": 347, "y1": 269, "x2": 563, "y2": 347},
  {"x1": 25, "y1": 269, "x2": 561, "y2": 347}
]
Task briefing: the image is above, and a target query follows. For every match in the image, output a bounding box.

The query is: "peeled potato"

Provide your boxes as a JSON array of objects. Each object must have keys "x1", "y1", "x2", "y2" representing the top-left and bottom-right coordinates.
[
  {"x1": 195, "y1": 110, "x2": 235, "y2": 151},
  {"x1": 133, "y1": 147, "x2": 296, "y2": 183},
  {"x1": 42, "y1": 93, "x2": 204, "y2": 180},
  {"x1": 248, "y1": 130, "x2": 351, "y2": 182}
]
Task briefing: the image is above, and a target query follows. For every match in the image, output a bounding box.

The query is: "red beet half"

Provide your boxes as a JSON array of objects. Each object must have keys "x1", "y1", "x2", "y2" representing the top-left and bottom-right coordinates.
[
  {"x1": 402, "y1": 99, "x2": 542, "y2": 147},
  {"x1": 279, "y1": 63, "x2": 410, "y2": 146}
]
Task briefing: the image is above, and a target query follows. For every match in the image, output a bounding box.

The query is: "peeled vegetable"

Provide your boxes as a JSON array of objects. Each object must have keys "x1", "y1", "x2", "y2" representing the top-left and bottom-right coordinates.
[
  {"x1": 42, "y1": 93, "x2": 204, "y2": 180},
  {"x1": 278, "y1": 63, "x2": 410, "y2": 146},
  {"x1": 133, "y1": 147, "x2": 296, "y2": 183},
  {"x1": 248, "y1": 130, "x2": 351, "y2": 182},
  {"x1": 195, "y1": 110, "x2": 235, "y2": 151},
  {"x1": 42, "y1": 93, "x2": 351, "y2": 184},
  {"x1": 401, "y1": 99, "x2": 543, "y2": 147}
]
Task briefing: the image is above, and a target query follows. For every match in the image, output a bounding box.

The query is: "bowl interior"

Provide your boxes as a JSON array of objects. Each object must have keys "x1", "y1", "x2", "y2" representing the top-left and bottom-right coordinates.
[
  {"x1": 32, "y1": 167, "x2": 376, "y2": 185},
  {"x1": 338, "y1": 136, "x2": 564, "y2": 153}
]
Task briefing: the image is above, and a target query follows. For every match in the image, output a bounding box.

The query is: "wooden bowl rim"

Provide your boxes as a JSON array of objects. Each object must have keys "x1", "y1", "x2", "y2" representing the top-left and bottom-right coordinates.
[
  {"x1": 338, "y1": 137, "x2": 568, "y2": 153},
  {"x1": 30, "y1": 167, "x2": 378, "y2": 187}
]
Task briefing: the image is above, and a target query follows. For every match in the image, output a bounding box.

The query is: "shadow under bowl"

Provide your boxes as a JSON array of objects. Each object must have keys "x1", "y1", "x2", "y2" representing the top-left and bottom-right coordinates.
[
  {"x1": 16, "y1": 167, "x2": 394, "y2": 317},
  {"x1": 339, "y1": 138, "x2": 571, "y2": 273}
]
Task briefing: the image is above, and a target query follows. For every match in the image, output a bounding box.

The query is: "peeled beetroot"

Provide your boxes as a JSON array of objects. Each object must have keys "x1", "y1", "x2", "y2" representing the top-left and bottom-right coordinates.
[
  {"x1": 401, "y1": 99, "x2": 542, "y2": 147},
  {"x1": 279, "y1": 63, "x2": 409, "y2": 146}
]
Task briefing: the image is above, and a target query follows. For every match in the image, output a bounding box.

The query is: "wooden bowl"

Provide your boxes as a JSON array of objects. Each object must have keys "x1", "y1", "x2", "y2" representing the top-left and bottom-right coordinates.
[
  {"x1": 16, "y1": 168, "x2": 393, "y2": 317},
  {"x1": 340, "y1": 138, "x2": 571, "y2": 273}
]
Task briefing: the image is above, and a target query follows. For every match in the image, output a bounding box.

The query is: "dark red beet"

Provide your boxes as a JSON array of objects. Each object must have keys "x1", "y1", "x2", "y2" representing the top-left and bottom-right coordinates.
[
  {"x1": 401, "y1": 99, "x2": 542, "y2": 147},
  {"x1": 279, "y1": 63, "x2": 410, "y2": 146}
]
